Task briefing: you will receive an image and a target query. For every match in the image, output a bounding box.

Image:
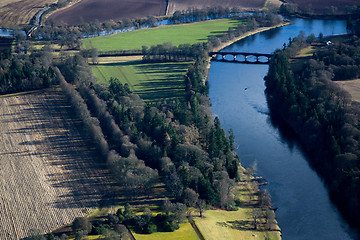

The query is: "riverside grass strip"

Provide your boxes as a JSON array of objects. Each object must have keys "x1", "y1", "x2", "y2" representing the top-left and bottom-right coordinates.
[
  {"x1": 83, "y1": 18, "x2": 244, "y2": 51},
  {"x1": 0, "y1": 88, "x2": 110, "y2": 239}
]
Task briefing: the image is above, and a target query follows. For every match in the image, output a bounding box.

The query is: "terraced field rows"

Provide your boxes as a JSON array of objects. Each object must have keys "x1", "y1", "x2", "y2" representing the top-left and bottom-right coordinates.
[
  {"x1": 0, "y1": 89, "x2": 110, "y2": 239},
  {"x1": 0, "y1": 0, "x2": 57, "y2": 27}
]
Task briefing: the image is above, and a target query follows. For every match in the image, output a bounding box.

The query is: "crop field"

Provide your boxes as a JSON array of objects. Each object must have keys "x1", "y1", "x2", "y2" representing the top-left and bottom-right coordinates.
[
  {"x1": 287, "y1": 0, "x2": 360, "y2": 12},
  {"x1": 92, "y1": 59, "x2": 191, "y2": 101},
  {"x1": 0, "y1": 0, "x2": 57, "y2": 27},
  {"x1": 167, "y1": 0, "x2": 266, "y2": 14},
  {"x1": 0, "y1": 88, "x2": 110, "y2": 239},
  {"x1": 47, "y1": 0, "x2": 167, "y2": 25},
  {"x1": 83, "y1": 18, "x2": 243, "y2": 51},
  {"x1": 335, "y1": 79, "x2": 360, "y2": 103},
  {"x1": 133, "y1": 223, "x2": 199, "y2": 240}
]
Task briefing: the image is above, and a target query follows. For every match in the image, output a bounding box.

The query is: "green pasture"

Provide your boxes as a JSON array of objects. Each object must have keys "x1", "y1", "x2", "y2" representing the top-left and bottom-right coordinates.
[
  {"x1": 194, "y1": 182, "x2": 281, "y2": 240},
  {"x1": 195, "y1": 209, "x2": 280, "y2": 240},
  {"x1": 83, "y1": 18, "x2": 244, "y2": 51},
  {"x1": 92, "y1": 60, "x2": 192, "y2": 101}
]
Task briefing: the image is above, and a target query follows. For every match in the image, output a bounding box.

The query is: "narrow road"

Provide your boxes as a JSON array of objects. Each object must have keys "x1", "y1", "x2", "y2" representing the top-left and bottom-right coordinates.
[{"x1": 186, "y1": 208, "x2": 205, "y2": 240}]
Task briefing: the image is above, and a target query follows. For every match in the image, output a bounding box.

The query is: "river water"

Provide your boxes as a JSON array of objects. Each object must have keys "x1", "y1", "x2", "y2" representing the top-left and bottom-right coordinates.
[{"x1": 209, "y1": 18, "x2": 359, "y2": 240}]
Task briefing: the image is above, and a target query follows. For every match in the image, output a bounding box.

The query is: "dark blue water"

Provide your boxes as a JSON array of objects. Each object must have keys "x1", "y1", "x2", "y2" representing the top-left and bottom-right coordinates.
[{"x1": 209, "y1": 18, "x2": 358, "y2": 240}]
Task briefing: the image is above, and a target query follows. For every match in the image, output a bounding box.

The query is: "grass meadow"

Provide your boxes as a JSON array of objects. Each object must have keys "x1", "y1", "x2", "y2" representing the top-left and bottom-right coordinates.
[
  {"x1": 194, "y1": 183, "x2": 281, "y2": 240},
  {"x1": 92, "y1": 58, "x2": 192, "y2": 102},
  {"x1": 83, "y1": 18, "x2": 244, "y2": 50}
]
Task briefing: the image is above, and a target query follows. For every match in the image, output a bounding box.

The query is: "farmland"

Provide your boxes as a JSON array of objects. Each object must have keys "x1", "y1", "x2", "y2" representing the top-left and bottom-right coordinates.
[
  {"x1": 167, "y1": 0, "x2": 266, "y2": 14},
  {"x1": 287, "y1": 0, "x2": 360, "y2": 13},
  {"x1": 92, "y1": 58, "x2": 191, "y2": 101},
  {"x1": 0, "y1": 0, "x2": 56, "y2": 27},
  {"x1": 336, "y1": 79, "x2": 360, "y2": 103},
  {"x1": 0, "y1": 88, "x2": 110, "y2": 239},
  {"x1": 47, "y1": 0, "x2": 167, "y2": 25},
  {"x1": 83, "y1": 18, "x2": 244, "y2": 51},
  {"x1": 47, "y1": 0, "x2": 266, "y2": 25}
]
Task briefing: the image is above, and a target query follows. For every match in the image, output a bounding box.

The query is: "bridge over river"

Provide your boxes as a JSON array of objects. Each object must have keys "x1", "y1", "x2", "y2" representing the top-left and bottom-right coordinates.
[
  {"x1": 209, "y1": 51, "x2": 273, "y2": 64},
  {"x1": 96, "y1": 50, "x2": 273, "y2": 64}
]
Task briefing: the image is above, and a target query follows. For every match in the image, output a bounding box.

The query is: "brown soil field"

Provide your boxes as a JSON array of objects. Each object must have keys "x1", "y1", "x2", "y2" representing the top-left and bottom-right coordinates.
[
  {"x1": 0, "y1": 0, "x2": 57, "y2": 27},
  {"x1": 287, "y1": 0, "x2": 360, "y2": 12},
  {"x1": 167, "y1": 0, "x2": 266, "y2": 14},
  {"x1": 47, "y1": 0, "x2": 265, "y2": 25},
  {"x1": 0, "y1": 88, "x2": 110, "y2": 239},
  {"x1": 336, "y1": 79, "x2": 360, "y2": 103},
  {"x1": 47, "y1": 0, "x2": 167, "y2": 25}
]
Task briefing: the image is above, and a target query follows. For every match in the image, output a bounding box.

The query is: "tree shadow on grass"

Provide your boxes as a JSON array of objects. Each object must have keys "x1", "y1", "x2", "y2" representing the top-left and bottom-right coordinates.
[
  {"x1": 217, "y1": 220, "x2": 256, "y2": 231},
  {"x1": 133, "y1": 62, "x2": 189, "y2": 102}
]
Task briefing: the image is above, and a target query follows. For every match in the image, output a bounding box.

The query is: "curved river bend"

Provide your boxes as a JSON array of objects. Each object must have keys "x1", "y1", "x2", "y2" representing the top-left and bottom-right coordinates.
[{"x1": 209, "y1": 18, "x2": 359, "y2": 240}]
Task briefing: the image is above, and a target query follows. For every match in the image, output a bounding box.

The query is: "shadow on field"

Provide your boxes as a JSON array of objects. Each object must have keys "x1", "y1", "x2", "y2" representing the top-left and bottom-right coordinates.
[
  {"x1": 134, "y1": 62, "x2": 188, "y2": 101},
  {"x1": 11, "y1": 89, "x2": 113, "y2": 210},
  {"x1": 217, "y1": 220, "x2": 256, "y2": 231}
]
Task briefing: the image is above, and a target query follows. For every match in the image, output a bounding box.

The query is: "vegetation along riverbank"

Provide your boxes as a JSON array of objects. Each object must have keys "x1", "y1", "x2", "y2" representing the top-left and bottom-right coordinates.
[
  {"x1": 265, "y1": 32, "x2": 360, "y2": 232},
  {"x1": 40, "y1": 10, "x2": 285, "y2": 240}
]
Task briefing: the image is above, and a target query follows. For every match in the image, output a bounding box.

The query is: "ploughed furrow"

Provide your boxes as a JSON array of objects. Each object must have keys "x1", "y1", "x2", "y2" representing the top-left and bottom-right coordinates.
[{"x1": 0, "y1": 88, "x2": 110, "y2": 239}]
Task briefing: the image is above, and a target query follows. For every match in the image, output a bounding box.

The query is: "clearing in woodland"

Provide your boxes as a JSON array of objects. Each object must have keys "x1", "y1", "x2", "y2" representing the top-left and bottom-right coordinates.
[
  {"x1": 0, "y1": 0, "x2": 57, "y2": 27},
  {"x1": 0, "y1": 88, "x2": 110, "y2": 239}
]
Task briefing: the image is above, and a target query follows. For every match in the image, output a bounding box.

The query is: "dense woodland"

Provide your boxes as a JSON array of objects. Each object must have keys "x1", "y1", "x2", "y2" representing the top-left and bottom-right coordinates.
[
  {"x1": 0, "y1": 46, "x2": 56, "y2": 94},
  {"x1": 0, "y1": 12, "x2": 285, "y2": 239},
  {"x1": 265, "y1": 34, "x2": 360, "y2": 229}
]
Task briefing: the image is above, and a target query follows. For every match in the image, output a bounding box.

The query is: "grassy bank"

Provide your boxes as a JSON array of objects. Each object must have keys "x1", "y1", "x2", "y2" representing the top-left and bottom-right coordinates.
[{"x1": 83, "y1": 18, "x2": 244, "y2": 50}]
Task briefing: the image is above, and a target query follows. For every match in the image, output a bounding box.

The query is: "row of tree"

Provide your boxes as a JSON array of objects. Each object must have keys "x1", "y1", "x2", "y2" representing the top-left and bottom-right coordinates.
[{"x1": 265, "y1": 34, "x2": 360, "y2": 229}]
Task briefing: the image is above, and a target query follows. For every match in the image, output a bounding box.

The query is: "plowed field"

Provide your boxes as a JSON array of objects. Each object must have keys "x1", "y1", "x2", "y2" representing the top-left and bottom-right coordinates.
[
  {"x1": 48, "y1": 0, "x2": 167, "y2": 25},
  {"x1": 0, "y1": 89, "x2": 110, "y2": 239},
  {"x1": 167, "y1": 0, "x2": 266, "y2": 14},
  {"x1": 47, "y1": 0, "x2": 265, "y2": 25},
  {"x1": 0, "y1": 0, "x2": 56, "y2": 27},
  {"x1": 287, "y1": 0, "x2": 360, "y2": 13}
]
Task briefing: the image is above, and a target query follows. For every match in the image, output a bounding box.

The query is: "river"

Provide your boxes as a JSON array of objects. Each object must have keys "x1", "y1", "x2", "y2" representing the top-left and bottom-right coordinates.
[{"x1": 209, "y1": 18, "x2": 359, "y2": 240}]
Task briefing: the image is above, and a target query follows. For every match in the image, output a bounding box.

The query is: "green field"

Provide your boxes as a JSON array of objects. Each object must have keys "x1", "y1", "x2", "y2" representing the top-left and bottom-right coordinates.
[
  {"x1": 83, "y1": 19, "x2": 244, "y2": 50},
  {"x1": 194, "y1": 183, "x2": 281, "y2": 240},
  {"x1": 92, "y1": 59, "x2": 191, "y2": 101},
  {"x1": 133, "y1": 223, "x2": 199, "y2": 240}
]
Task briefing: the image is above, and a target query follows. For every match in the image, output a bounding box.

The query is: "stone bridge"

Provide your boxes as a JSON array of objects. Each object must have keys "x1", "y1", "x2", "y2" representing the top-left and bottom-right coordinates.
[{"x1": 209, "y1": 51, "x2": 273, "y2": 64}]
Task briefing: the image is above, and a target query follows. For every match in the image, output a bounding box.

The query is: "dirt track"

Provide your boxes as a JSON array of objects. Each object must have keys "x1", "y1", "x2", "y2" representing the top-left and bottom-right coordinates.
[{"x1": 0, "y1": 88, "x2": 110, "y2": 239}]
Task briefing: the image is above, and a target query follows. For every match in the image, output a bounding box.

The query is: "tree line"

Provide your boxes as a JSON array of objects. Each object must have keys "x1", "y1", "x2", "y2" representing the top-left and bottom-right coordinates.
[
  {"x1": 0, "y1": 46, "x2": 57, "y2": 94},
  {"x1": 265, "y1": 33, "x2": 360, "y2": 230}
]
